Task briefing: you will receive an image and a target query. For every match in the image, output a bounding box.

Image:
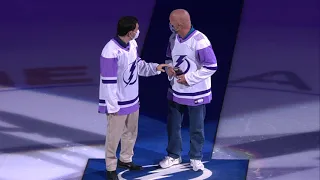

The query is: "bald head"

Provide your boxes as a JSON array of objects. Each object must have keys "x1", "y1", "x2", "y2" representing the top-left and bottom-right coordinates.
[{"x1": 169, "y1": 9, "x2": 191, "y2": 32}]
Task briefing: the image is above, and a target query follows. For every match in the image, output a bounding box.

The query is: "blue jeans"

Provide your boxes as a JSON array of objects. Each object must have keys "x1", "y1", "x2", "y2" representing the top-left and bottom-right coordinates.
[{"x1": 166, "y1": 100, "x2": 206, "y2": 160}]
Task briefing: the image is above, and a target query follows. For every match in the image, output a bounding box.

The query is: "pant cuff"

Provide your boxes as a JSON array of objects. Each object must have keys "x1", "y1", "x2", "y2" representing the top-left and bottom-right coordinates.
[
  {"x1": 168, "y1": 154, "x2": 180, "y2": 159},
  {"x1": 106, "y1": 166, "x2": 117, "y2": 171},
  {"x1": 119, "y1": 157, "x2": 132, "y2": 163},
  {"x1": 189, "y1": 155, "x2": 202, "y2": 160}
]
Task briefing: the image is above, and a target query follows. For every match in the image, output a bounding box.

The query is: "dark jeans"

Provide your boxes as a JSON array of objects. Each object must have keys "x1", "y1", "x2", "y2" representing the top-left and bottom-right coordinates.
[{"x1": 166, "y1": 100, "x2": 206, "y2": 160}]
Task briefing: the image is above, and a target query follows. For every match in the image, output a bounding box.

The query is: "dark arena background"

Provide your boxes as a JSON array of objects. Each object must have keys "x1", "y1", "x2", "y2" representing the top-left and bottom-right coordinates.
[{"x1": 0, "y1": 0, "x2": 319, "y2": 179}]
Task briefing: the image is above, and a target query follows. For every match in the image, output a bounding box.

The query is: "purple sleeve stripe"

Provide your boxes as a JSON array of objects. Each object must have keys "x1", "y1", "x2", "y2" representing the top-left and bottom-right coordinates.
[
  {"x1": 100, "y1": 56, "x2": 118, "y2": 77},
  {"x1": 99, "y1": 99, "x2": 106, "y2": 104},
  {"x1": 102, "y1": 79, "x2": 117, "y2": 84},
  {"x1": 197, "y1": 46, "x2": 217, "y2": 65},
  {"x1": 98, "y1": 106, "x2": 108, "y2": 114},
  {"x1": 203, "y1": 66, "x2": 218, "y2": 70}
]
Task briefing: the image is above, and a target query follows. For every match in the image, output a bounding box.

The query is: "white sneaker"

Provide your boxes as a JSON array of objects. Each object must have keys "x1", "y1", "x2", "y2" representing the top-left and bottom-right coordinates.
[
  {"x1": 190, "y1": 159, "x2": 204, "y2": 171},
  {"x1": 159, "y1": 156, "x2": 182, "y2": 168}
]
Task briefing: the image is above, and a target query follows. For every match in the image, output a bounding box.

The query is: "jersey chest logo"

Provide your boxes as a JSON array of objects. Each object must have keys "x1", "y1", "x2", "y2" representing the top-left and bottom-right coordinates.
[
  {"x1": 174, "y1": 55, "x2": 190, "y2": 74},
  {"x1": 123, "y1": 58, "x2": 138, "y2": 87}
]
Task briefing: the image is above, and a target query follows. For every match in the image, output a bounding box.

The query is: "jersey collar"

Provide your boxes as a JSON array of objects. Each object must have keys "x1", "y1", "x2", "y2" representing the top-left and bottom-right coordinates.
[
  {"x1": 114, "y1": 36, "x2": 130, "y2": 49},
  {"x1": 177, "y1": 26, "x2": 196, "y2": 43}
]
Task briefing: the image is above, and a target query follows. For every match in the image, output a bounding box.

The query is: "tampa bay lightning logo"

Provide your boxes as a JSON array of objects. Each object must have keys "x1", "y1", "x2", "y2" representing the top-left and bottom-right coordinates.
[
  {"x1": 175, "y1": 55, "x2": 190, "y2": 74},
  {"x1": 123, "y1": 59, "x2": 138, "y2": 87},
  {"x1": 118, "y1": 162, "x2": 212, "y2": 180}
]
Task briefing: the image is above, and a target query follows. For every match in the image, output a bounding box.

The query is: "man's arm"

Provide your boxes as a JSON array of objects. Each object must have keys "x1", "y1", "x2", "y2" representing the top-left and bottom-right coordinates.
[
  {"x1": 165, "y1": 36, "x2": 173, "y2": 66},
  {"x1": 137, "y1": 57, "x2": 170, "y2": 77},
  {"x1": 137, "y1": 58, "x2": 161, "y2": 77},
  {"x1": 98, "y1": 52, "x2": 120, "y2": 114},
  {"x1": 131, "y1": 40, "x2": 166, "y2": 77},
  {"x1": 165, "y1": 33, "x2": 176, "y2": 80},
  {"x1": 184, "y1": 36, "x2": 217, "y2": 86}
]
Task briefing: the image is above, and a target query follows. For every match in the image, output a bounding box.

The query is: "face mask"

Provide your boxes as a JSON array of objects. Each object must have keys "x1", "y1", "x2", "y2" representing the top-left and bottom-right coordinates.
[
  {"x1": 129, "y1": 30, "x2": 139, "y2": 40},
  {"x1": 135, "y1": 30, "x2": 140, "y2": 39},
  {"x1": 133, "y1": 30, "x2": 140, "y2": 39},
  {"x1": 169, "y1": 23, "x2": 176, "y2": 33}
]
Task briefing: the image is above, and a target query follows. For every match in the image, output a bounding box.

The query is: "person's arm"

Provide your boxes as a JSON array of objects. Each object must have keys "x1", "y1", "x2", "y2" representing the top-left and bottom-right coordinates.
[
  {"x1": 165, "y1": 38, "x2": 173, "y2": 66},
  {"x1": 131, "y1": 40, "x2": 162, "y2": 77},
  {"x1": 98, "y1": 49, "x2": 120, "y2": 114},
  {"x1": 137, "y1": 57, "x2": 162, "y2": 77},
  {"x1": 184, "y1": 35, "x2": 217, "y2": 86},
  {"x1": 165, "y1": 33, "x2": 176, "y2": 81}
]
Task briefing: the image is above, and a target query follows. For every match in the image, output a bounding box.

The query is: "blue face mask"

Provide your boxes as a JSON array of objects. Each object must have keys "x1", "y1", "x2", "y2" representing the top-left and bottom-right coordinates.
[{"x1": 169, "y1": 23, "x2": 176, "y2": 33}]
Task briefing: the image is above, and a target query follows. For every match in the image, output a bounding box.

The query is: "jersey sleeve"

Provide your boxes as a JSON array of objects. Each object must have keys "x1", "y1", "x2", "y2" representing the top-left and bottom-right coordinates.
[
  {"x1": 98, "y1": 44, "x2": 120, "y2": 114},
  {"x1": 137, "y1": 58, "x2": 161, "y2": 77},
  {"x1": 166, "y1": 33, "x2": 176, "y2": 59},
  {"x1": 185, "y1": 33, "x2": 218, "y2": 86},
  {"x1": 131, "y1": 40, "x2": 161, "y2": 77},
  {"x1": 165, "y1": 33, "x2": 176, "y2": 81}
]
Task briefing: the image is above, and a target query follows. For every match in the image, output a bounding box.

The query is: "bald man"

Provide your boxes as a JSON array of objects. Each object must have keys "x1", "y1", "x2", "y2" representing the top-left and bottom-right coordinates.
[{"x1": 160, "y1": 9, "x2": 218, "y2": 171}]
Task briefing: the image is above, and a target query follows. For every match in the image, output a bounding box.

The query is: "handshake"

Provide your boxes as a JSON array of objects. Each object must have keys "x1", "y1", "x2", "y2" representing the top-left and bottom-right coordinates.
[
  {"x1": 167, "y1": 66, "x2": 188, "y2": 85},
  {"x1": 167, "y1": 67, "x2": 183, "y2": 76},
  {"x1": 155, "y1": 64, "x2": 188, "y2": 85}
]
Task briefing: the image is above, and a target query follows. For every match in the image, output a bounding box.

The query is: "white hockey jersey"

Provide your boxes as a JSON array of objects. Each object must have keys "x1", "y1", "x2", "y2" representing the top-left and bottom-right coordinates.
[
  {"x1": 99, "y1": 36, "x2": 160, "y2": 115},
  {"x1": 166, "y1": 28, "x2": 218, "y2": 106}
]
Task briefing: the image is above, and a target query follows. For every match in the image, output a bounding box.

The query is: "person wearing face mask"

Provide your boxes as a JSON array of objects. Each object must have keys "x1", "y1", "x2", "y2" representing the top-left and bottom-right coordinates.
[
  {"x1": 160, "y1": 9, "x2": 218, "y2": 172},
  {"x1": 98, "y1": 16, "x2": 169, "y2": 180}
]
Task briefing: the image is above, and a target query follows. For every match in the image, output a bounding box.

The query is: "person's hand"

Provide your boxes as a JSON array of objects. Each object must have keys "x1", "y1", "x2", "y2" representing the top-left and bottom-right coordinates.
[
  {"x1": 108, "y1": 112, "x2": 118, "y2": 116},
  {"x1": 177, "y1": 74, "x2": 189, "y2": 85},
  {"x1": 156, "y1": 64, "x2": 170, "y2": 72},
  {"x1": 166, "y1": 66, "x2": 176, "y2": 77}
]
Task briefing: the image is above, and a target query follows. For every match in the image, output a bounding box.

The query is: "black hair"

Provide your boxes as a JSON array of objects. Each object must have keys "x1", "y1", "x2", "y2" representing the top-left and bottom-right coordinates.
[{"x1": 117, "y1": 16, "x2": 138, "y2": 36}]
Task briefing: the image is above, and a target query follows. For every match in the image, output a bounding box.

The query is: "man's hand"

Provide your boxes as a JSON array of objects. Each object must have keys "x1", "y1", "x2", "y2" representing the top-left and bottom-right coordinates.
[
  {"x1": 156, "y1": 64, "x2": 170, "y2": 72},
  {"x1": 166, "y1": 66, "x2": 176, "y2": 77},
  {"x1": 108, "y1": 112, "x2": 118, "y2": 116},
  {"x1": 177, "y1": 74, "x2": 189, "y2": 85}
]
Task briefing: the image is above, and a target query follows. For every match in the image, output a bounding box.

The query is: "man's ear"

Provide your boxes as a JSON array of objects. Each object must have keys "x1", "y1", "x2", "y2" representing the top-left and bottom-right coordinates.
[{"x1": 126, "y1": 31, "x2": 131, "y2": 37}]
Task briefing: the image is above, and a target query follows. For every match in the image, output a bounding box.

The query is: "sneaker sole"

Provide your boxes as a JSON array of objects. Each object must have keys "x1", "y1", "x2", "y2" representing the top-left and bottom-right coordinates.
[
  {"x1": 118, "y1": 165, "x2": 143, "y2": 170},
  {"x1": 159, "y1": 161, "x2": 181, "y2": 169},
  {"x1": 192, "y1": 166, "x2": 205, "y2": 171}
]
